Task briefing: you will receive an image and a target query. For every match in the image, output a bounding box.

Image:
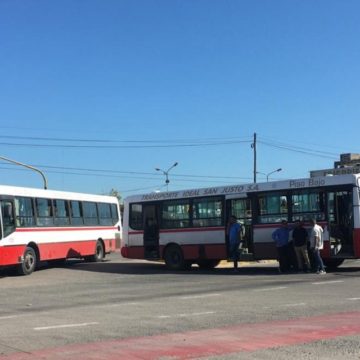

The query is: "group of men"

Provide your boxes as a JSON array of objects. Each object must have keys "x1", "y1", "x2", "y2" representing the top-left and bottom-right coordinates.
[
  {"x1": 227, "y1": 215, "x2": 326, "y2": 274},
  {"x1": 272, "y1": 218, "x2": 326, "y2": 274}
]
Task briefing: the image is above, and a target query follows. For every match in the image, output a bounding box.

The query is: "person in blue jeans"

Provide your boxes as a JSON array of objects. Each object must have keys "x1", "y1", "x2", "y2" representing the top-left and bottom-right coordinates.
[
  {"x1": 309, "y1": 218, "x2": 326, "y2": 274},
  {"x1": 272, "y1": 220, "x2": 291, "y2": 273},
  {"x1": 227, "y1": 215, "x2": 242, "y2": 271}
]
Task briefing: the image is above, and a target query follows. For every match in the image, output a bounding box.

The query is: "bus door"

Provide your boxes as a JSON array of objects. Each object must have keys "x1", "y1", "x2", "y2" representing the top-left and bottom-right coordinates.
[
  {"x1": 327, "y1": 190, "x2": 354, "y2": 257},
  {"x1": 226, "y1": 198, "x2": 253, "y2": 257},
  {"x1": 142, "y1": 204, "x2": 160, "y2": 259},
  {"x1": 0, "y1": 198, "x2": 16, "y2": 239}
]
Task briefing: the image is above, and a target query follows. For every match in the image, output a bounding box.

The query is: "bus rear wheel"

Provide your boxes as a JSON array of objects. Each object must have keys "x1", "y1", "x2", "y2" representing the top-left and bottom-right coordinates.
[
  {"x1": 164, "y1": 245, "x2": 186, "y2": 271},
  {"x1": 85, "y1": 241, "x2": 105, "y2": 262},
  {"x1": 18, "y1": 247, "x2": 37, "y2": 276},
  {"x1": 323, "y1": 258, "x2": 344, "y2": 270}
]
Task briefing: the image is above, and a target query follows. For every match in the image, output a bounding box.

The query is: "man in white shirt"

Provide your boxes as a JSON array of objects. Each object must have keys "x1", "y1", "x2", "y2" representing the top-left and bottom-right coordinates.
[{"x1": 309, "y1": 218, "x2": 326, "y2": 274}]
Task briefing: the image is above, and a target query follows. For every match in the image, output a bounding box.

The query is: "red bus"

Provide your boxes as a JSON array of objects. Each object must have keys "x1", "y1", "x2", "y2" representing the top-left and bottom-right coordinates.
[
  {"x1": 121, "y1": 174, "x2": 360, "y2": 270},
  {"x1": 0, "y1": 185, "x2": 121, "y2": 275}
]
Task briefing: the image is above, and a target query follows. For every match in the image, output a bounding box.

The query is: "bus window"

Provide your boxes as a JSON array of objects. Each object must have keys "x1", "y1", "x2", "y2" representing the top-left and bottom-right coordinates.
[
  {"x1": 70, "y1": 200, "x2": 83, "y2": 225},
  {"x1": 36, "y1": 198, "x2": 54, "y2": 226},
  {"x1": 110, "y1": 204, "x2": 119, "y2": 225},
  {"x1": 192, "y1": 197, "x2": 223, "y2": 227},
  {"x1": 15, "y1": 197, "x2": 35, "y2": 227},
  {"x1": 98, "y1": 203, "x2": 112, "y2": 226},
  {"x1": 1, "y1": 200, "x2": 15, "y2": 237},
  {"x1": 257, "y1": 193, "x2": 288, "y2": 223},
  {"x1": 161, "y1": 199, "x2": 190, "y2": 229},
  {"x1": 54, "y1": 199, "x2": 70, "y2": 226},
  {"x1": 83, "y1": 202, "x2": 99, "y2": 226},
  {"x1": 130, "y1": 203, "x2": 143, "y2": 230},
  {"x1": 291, "y1": 191, "x2": 325, "y2": 221},
  {"x1": 230, "y1": 198, "x2": 252, "y2": 224}
]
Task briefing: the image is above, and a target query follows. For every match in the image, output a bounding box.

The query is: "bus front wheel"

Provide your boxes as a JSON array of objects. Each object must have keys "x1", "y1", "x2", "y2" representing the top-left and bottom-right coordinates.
[
  {"x1": 18, "y1": 247, "x2": 37, "y2": 276},
  {"x1": 164, "y1": 245, "x2": 186, "y2": 271}
]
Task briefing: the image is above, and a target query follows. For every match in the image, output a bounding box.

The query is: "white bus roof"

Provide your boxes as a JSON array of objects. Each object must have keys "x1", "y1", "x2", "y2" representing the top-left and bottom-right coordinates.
[
  {"x1": 0, "y1": 185, "x2": 118, "y2": 203},
  {"x1": 124, "y1": 173, "x2": 360, "y2": 203}
]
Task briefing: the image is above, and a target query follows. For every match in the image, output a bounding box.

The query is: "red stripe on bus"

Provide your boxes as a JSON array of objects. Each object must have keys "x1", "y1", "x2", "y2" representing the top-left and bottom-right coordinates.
[
  {"x1": 0, "y1": 239, "x2": 116, "y2": 266},
  {"x1": 16, "y1": 226, "x2": 117, "y2": 233},
  {"x1": 129, "y1": 226, "x2": 225, "y2": 236}
]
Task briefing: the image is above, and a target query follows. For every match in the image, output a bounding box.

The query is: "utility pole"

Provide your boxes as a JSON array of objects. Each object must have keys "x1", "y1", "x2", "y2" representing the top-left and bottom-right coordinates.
[{"x1": 251, "y1": 132, "x2": 257, "y2": 183}]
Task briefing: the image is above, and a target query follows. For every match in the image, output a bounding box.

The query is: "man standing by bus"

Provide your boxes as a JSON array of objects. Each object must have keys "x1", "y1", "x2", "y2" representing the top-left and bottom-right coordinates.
[
  {"x1": 227, "y1": 215, "x2": 242, "y2": 272},
  {"x1": 292, "y1": 220, "x2": 311, "y2": 272},
  {"x1": 309, "y1": 218, "x2": 326, "y2": 274},
  {"x1": 272, "y1": 220, "x2": 290, "y2": 273}
]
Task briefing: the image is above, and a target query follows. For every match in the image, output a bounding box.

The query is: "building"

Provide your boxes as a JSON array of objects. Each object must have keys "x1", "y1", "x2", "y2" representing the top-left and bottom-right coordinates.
[{"x1": 310, "y1": 153, "x2": 360, "y2": 177}]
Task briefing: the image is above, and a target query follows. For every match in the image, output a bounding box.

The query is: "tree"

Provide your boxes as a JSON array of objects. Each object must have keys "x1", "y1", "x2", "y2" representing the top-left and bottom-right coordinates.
[{"x1": 108, "y1": 188, "x2": 122, "y2": 203}]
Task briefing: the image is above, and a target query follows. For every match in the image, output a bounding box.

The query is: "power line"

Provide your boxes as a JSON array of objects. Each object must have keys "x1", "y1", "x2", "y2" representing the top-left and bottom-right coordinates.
[
  {"x1": 0, "y1": 134, "x2": 250, "y2": 144},
  {"x1": 0, "y1": 139, "x2": 251, "y2": 149},
  {"x1": 0, "y1": 164, "x2": 251, "y2": 184},
  {"x1": 258, "y1": 140, "x2": 338, "y2": 160},
  {"x1": 0, "y1": 162, "x2": 249, "y2": 180}
]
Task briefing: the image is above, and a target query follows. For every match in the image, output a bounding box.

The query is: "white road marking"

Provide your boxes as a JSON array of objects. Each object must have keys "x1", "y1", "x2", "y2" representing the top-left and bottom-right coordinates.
[
  {"x1": 180, "y1": 293, "x2": 221, "y2": 300},
  {"x1": 254, "y1": 286, "x2": 288, "y2": 292},
  {"x1": 34, "y1": 322, "x2": 99, "y2": 331},
  {"x1": 347, "y1": 297, "x2": 360, "y2": 301},
  {"x1": 0, "y1": 315, "x2": 21, "y2": 320},
  {"x1": 311, "y1": 280, "x2": 344, "y2": 285},
  {"x1": 157, "y1": 311, "x2": 215, "y2": 319},
  {"x1": 282, "y1": 302, "x2": 307, "y2": 307},
  {"x1": 107, "y1": 302, "x2": 140, "y2": 307}
]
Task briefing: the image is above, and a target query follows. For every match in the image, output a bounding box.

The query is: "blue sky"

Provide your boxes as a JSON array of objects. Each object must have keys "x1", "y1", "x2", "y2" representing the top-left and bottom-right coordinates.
[{"x1": 0, "y1": 0, "x2": 359, "y2": 198}]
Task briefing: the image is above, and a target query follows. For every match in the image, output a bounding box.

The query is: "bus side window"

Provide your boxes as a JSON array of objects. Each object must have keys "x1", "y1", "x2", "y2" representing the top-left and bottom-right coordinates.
[
  {"x1": 110, "y1": 204, "x2": 119, "y2": 225},
  {"x1": 15, "y1": 197, "x2": 35, "y2": 227},
  {"x1": 54, "y1": 199, "x2": 70, "y2": 226},
  {"x1": 36, "y1": 198, "x2": 54, "y2": 226},
  {"x1": 130, "y1": 204, "x2": 143, "y2": 230},
  {"x1": 70, "y1": 200, "x2": 83, "y2": 226},
  {"x1": 1, "y1": 200, "x2": 16, "y2": 237},
  {"x1": 83, "y1": 201, "x2": 99, "y2": 226},
  {"x1": 98, "y1": 203, "x2": 112, "y2": 226}
]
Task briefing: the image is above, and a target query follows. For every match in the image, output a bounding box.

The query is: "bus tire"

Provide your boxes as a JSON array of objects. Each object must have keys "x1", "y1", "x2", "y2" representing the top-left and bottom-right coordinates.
[
  {"x1": 18, "y1": 247, "x2": 37, "y2": 276},
  {"x1": 86, "y1": 241, "x2": 105, "y2": 262},
  {"x1": 197, "y1": 259, "x2": 221, "y2": 269},
  {"x1": 164, "y1": 245, "x2": 186, "y2": 271}
]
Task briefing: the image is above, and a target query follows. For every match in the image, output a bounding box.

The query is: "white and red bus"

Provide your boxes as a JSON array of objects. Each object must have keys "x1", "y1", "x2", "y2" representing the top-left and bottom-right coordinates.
[
  {"x1": 0, "y1": 185, "x2": 121, "y2": 275},
  {"x1": 121, "y1": 174, "x2": 360, "y2": 270}
]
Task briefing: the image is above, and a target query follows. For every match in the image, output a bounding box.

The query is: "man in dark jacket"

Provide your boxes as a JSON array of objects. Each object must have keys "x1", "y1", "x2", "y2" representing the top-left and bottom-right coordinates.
[{"x1": 292, "y1": 220, "x2": 311, "y2": 272}]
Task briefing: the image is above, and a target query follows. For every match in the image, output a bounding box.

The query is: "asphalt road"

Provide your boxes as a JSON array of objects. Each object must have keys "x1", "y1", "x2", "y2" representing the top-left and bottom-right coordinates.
[{"x1": 1, "y1": 254, "x2": 360, "y2": 359}]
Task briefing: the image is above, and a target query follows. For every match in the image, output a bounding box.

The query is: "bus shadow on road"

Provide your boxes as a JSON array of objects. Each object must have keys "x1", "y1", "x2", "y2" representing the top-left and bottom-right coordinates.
[
  {"x1": 57, "y1": 259, "x2": 291, "y2": 276},
  {"x1": 1, "y1": 258, "x2": 359, "y2": 277},
  {"x1": 52, "y1": 260, "x2": 360, "y2": 277},
  {"x1": 58, "y1": 258, "x2": 360, "y2": 277}
]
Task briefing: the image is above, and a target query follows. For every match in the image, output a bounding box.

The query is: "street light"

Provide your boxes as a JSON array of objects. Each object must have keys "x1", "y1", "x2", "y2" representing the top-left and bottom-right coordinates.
[
  {"x1": 155, "y1": 162, "x2": 178, "y2": 191},
  {"x1": 257, "y1": 168, "x2": 282, "y2": 182},
  {"x1": 0, "y1": 155, "x2": 48, "y2": 189}
]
